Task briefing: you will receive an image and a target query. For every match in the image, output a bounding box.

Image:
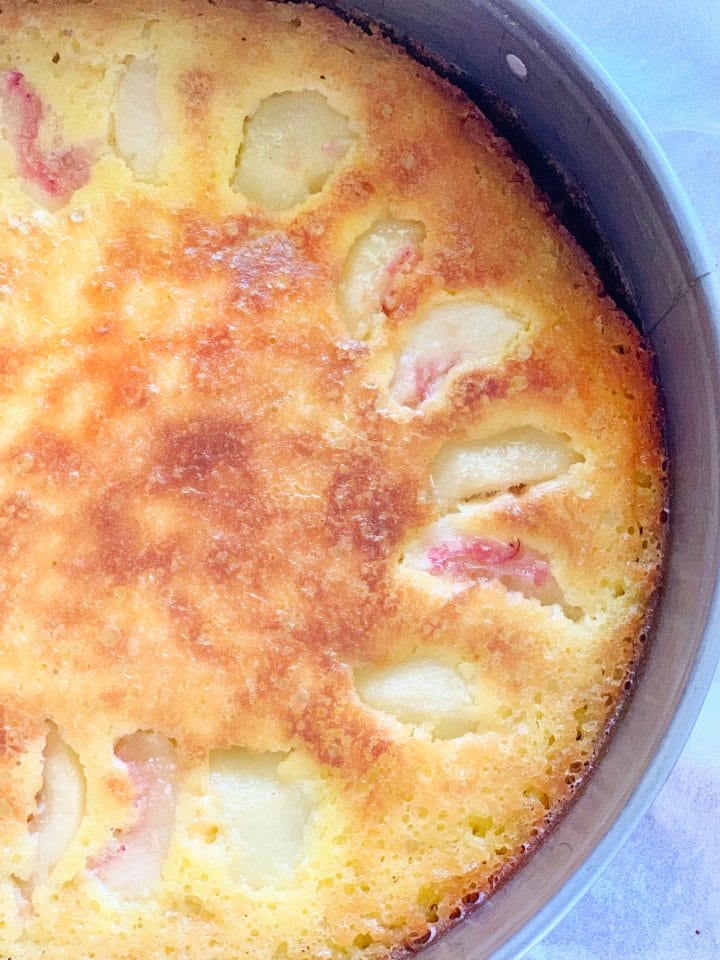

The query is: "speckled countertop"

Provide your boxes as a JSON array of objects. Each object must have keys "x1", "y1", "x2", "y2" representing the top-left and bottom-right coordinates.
[{"x1": 526, "y1": 1, "x2": 720, "y2": 957}]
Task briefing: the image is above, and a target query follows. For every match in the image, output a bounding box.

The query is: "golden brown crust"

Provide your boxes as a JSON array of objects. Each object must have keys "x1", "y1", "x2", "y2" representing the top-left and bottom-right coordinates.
[{"x1": 0, "y1": 1, "x2": 665, "y2": 958}]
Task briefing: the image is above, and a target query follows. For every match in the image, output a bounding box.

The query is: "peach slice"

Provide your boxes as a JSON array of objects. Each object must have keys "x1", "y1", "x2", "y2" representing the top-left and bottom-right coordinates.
[
  {"x1": 338, "y1": 219, "x2": 425, "y2": 338},
  {"x1": 29, "y1": 727, "x2": 86, "y2": 884},
  {"x1": 232, "y1": 90, "x2": 354, "y2": 210},
  {"x1": 113, "y1": 58, "x2": 164, "y2": 179},
  {"x1": 90, "y1": 732, "x2": 177, "y2": 896},
  {"x1": 432, "y1": 427, "x2": 582, "y2": 509},
  {"x1": 0, "y1": 70, "x2": 91, "y2": 206},
  {"x1": 356, "y1": 658, "x2": 477, "y2": 739},
  {"x1": 390, "y1": 300, "x2": 525, "y2": 407},
  {"x1": 403, "y1": 523, "x2": 582, "y2": 619},
  {"x1": 208, "y1": 749, "x2": 314, "y2": 888}
]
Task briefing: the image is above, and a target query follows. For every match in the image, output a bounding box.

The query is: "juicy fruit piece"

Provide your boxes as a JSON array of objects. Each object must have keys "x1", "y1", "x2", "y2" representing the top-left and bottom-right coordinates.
[
  {"x1": 29, "y1": 727, "x2": 86, "y2": 884},
  {"x1": 356, "y1": 658, "x2": 477, "y2": 739},
  {"x1": 208, "y1": 750, "x2": 314, "y2": 888},
  {"x1": 390, "y1": 300, "x2": 525, "y2": 407},
  {"x1": 337, "y1": 219, "x2": 425, "y2": 338},
  {"x1": 112, "y1": 58, "x2": 164, "y2": 179},
  {"x1": 416, "y1": 529, "x2": 582, "y2": 618},
  {"x1": 0, "y1": 70, "x2": 91, "y2": 206},
  {"x1": 432, "y1": 427, "x2": 582, "y2": 510},
  {"x1": 90, "y1": 733, "x2": 177, "y2": 896},
  {"x1": 232, "y1": 90, "x2": 355, "y2": 210},
  {"x1": 426, "y1": 535, "x2": 551, "y2": 591}
]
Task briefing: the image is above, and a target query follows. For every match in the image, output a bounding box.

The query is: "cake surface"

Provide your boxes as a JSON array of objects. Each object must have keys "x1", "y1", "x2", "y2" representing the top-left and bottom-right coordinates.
[{"x1": 0, "y1": 2, "x2": 665, "y2": 958}]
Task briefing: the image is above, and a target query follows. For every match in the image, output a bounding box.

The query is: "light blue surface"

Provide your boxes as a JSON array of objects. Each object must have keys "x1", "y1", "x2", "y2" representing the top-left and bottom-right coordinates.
[{"x1": 527, "y1": 1, "x2": 720, "y2": 957}]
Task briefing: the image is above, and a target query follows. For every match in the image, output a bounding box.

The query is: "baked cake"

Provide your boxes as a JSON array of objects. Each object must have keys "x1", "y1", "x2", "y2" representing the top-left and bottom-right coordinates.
[{"x1": 0, "y1": 1, "x2": 665, "y2": 957}]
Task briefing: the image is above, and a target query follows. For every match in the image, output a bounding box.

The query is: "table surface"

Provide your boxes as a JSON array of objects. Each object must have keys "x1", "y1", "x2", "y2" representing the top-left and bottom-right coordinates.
[{"x1": 524, "y1": 1, "x2": 720, "y2": 957}]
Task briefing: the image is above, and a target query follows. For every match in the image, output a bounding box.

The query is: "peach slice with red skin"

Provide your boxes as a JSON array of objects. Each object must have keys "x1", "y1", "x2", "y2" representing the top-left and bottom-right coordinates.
[
  {"x1": 406, "y1": 526, "x2": 581, "y2": 618},
  {"x1": 426, "y1": 535, "x2": 551, "y2": 591},
  {"x1": 390, "y1": 300, "x2": 526, "y2": 407},
  {"x1": 0, "y1": 70, "x2": 91, "y2": 206},
  {"x1": 89, "y1": 732, "x2": 177, "y2": 896},
  {"x1": 338, "y1": 219, "x2": 425, "y2": 338}
]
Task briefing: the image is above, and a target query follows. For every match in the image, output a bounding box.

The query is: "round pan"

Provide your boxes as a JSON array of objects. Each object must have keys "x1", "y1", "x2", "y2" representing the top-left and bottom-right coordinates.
[{"x1": 330, "y1": 0, "x2": 720, "y2": 955}]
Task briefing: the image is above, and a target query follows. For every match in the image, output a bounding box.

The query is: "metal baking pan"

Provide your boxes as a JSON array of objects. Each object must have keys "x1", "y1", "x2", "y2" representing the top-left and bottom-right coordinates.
[{"x1": 327, "y1": 0, "x2": 720, "y2": 956}]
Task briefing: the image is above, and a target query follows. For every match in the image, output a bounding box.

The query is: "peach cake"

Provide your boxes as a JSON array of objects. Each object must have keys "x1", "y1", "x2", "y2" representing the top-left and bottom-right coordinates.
[{"x1": 0, "y1": 1, "x2": 665, "y2": 958}]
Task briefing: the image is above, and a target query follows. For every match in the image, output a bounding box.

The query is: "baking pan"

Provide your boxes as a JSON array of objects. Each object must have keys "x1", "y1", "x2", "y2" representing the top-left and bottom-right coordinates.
[{"x1": 327, "y1": 0, "x2": 720, "y2": 956}]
